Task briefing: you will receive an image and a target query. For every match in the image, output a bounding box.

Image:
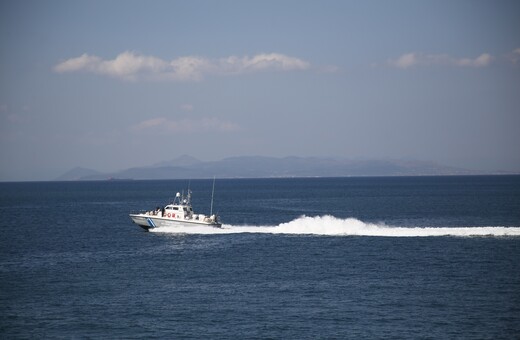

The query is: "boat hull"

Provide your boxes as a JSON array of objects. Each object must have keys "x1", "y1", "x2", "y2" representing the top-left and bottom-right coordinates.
[{"x1": 129, "y1": 214, "x2": 222, "y2": 231}]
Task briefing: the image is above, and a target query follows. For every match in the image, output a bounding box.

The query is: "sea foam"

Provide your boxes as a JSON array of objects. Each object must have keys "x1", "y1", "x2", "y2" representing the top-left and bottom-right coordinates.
[{"x1": 150, "y1": 215, "x2": 520, "y2": 237}]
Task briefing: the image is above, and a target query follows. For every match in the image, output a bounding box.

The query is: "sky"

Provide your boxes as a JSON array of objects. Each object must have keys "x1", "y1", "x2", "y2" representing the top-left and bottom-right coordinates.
[{"x1": 1, "y1": 0, "x2": 519, "y2": 181}]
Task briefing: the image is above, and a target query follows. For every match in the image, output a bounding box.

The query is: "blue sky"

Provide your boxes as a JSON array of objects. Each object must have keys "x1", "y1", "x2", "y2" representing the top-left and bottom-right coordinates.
[{"x1": 1, "y1": 0, "x2": 519, "y2": 180}]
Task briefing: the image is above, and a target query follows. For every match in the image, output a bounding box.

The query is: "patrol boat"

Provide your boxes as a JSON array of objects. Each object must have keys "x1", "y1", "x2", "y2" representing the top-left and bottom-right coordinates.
[{"x1": 129, "y1": 189, "x2": 221, "y2": 231}]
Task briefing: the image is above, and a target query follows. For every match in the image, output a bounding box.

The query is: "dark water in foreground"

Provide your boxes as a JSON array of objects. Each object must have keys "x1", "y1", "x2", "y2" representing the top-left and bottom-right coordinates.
[{"x1": 1, "y1": 176, "x2": 519, "y2": 338}]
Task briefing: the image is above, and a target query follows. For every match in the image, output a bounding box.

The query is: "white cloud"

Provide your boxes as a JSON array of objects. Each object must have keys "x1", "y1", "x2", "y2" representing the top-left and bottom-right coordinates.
[
  {"x1": 131, "y1": 117, "x2": 240, "y2": 133},
  {"x1": 393, "y1": 53, "x2": 418, "y2": 69},
  {"x1": 506, "y1": 48, "x2": 520, "y2": 64},
  {"x1": 132, "y1": 117, "x2": 167, "y2": 130},
  {"x1": 223, "y1": 53, "x2": 310, "y2": 72},
  {"x1": 54, "y1": 53, "x2": 102, "y2": 73},
  {"x1": 99, "y1": 52, "x2": 168, "y2": 79},
  {"x1": 55, "y1": 51, "x2": 310, "y2": 81},
  {"x1": 54, "y1": 52, "x2": 169, "y2": 81},
  {"x1": 456, "y1": 53, "x2": 493, "y2": 67},
  {"x1": 390, "y1": 52, "x2": 493, "y2": 69},
  {"x1": 180, "y1": 104, "x2": 194, "y2": 112}
]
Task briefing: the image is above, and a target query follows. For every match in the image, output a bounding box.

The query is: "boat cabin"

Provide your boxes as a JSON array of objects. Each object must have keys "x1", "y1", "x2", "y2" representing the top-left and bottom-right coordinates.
[{"x1": 163, "y1": 204, "x2": 193, "y2": 219}]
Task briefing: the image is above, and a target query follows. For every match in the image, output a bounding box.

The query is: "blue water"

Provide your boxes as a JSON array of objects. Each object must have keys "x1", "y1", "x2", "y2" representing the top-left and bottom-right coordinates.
[{"x1": 1, "y1": 176, "x2": 519, "y2": 338}]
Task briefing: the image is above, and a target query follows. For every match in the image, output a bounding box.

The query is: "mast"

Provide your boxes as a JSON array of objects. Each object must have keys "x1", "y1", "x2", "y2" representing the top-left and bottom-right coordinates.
[{"x1": 210, "y1": 176, "x2": 216, "y2": 216}]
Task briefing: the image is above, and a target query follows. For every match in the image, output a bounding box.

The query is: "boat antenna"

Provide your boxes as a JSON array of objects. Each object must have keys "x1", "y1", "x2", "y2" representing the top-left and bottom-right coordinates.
[
  {"x1": 186, "y1": 179, "x2": 192, "y2": 204},
  {"x1": 210, "y1": 176, "x2": 216, "y2": 216}
]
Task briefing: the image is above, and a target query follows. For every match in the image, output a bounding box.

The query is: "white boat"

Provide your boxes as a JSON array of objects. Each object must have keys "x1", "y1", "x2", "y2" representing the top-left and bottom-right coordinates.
[{"x1": 129, "y1": 189, "x2": 221, "y2": 231}]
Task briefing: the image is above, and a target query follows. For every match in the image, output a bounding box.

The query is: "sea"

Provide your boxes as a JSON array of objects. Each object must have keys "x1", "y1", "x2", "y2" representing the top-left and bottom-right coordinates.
[{"x1": 1, "y1": 176, "x2": 519, "y2": 339}]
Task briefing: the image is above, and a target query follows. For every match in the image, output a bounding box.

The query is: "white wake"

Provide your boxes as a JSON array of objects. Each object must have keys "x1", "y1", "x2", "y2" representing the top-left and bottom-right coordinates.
[{"x1": 150, "y1": 215, "x2": 520, "y2": 237}]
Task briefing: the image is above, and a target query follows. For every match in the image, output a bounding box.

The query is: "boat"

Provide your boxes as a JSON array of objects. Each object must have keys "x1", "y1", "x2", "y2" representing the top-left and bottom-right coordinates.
[{"x1": 129, "y1": 188, "x2": 221, "y2": 231}]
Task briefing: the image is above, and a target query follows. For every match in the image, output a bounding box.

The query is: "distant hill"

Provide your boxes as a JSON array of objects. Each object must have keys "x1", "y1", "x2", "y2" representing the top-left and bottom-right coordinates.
[
  {"x1": 55, "y1": 167, "x2": 102, "y2": 181},
  {"x1": 152, "y1": 154, "x2": 203, "y2": 168},
  {"x1": 55, "y1": 156, "x2": 480, "y2": 181}
]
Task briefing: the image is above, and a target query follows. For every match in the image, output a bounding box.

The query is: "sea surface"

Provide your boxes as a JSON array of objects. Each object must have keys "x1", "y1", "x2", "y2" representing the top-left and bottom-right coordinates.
[{"x1": 1, "y1": 176, "x2": 520, "y2": 338}]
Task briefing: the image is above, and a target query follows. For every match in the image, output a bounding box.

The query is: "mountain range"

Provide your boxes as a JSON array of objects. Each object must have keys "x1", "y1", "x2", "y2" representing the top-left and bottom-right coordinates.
[{"x1": 55, "y1": 155, "x2": 482, "y2": 181}]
